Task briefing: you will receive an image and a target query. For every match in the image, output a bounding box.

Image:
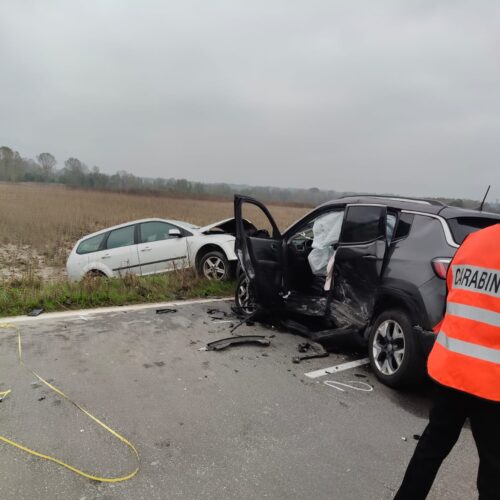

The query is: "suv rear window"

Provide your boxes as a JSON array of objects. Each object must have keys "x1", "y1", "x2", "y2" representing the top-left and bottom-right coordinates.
[{"x1": 447, "y1": 217, "x2": 499, "y2": 244}]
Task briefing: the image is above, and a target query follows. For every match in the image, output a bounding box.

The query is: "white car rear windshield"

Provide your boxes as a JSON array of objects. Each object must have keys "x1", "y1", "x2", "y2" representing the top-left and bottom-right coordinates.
[{"x1": 76, "y1": 233, "x2": 106, "y2": 254}]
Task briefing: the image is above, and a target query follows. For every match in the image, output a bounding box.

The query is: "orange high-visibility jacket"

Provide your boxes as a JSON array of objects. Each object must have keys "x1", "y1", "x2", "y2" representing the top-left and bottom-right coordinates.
[{"x1": 428, "y1": 223, "x2": 500, "y2": 401}]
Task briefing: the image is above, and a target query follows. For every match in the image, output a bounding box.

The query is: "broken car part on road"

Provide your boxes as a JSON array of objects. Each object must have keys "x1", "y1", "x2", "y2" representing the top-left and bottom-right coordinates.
[
  {"x1": 156, "y1": 307, "x2": 177, "y2": 314},
  {"x1": 27, "y1": 308, "x2": 44, "y2": 317},
  {"x1": 292, "y1": 341, "x2": 329, "y2": 364},
  {"x1": 201, "y1": 335, "x2": 271, "y2": 351}
]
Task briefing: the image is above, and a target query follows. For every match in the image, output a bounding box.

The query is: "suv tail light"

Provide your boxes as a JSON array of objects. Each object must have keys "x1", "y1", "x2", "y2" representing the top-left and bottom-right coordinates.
[{"x1": 432, "y1": 258, "x2": 452, "y2": 279}]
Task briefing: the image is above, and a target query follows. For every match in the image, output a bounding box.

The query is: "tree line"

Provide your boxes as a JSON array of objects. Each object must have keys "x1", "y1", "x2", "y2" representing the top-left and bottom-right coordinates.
[{"x1": 0, "y1": 145, "x2": 498, "y2": 212}]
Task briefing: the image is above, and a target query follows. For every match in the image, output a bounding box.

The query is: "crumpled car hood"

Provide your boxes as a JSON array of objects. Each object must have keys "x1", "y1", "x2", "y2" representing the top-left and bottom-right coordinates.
[{"x1": 197, "y1": 217, "x2": 256, "y2": 235}]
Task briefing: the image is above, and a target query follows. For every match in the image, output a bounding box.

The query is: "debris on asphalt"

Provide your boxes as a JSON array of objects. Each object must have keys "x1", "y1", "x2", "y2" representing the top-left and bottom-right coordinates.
[
  {"x1": 292, "y1": 341, "x2": 329, "y2": 364},
  {"x1": 207, "y1": 308, "x2": 228, "y2": 320},
  {"x1": 200, "y1": 335, "x2": 271, "y2": 351},
  {"x1": 413, "y1": 434, "x2": 421, "y2": 441},
  {"x1": 401, "y1": 436, "x2": 407, "y2": 441},
  {"x1": 230, "y1": 309, "x2": 261, "y2": 333},
  {"x1": 27, "y1": 307, "x2": 44, "y2": 317},
  {"x1": 156, "y1": 308, "x2": 177, "y2": 314}
]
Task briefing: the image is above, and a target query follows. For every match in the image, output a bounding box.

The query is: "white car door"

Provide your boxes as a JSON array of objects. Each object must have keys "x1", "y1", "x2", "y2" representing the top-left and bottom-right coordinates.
[
  {"x1": 137, "y1": 221, "x2": 189, "y2": 275},
  {"x1": 101, "y1": 224, "x2": 141, "y2": 276}
]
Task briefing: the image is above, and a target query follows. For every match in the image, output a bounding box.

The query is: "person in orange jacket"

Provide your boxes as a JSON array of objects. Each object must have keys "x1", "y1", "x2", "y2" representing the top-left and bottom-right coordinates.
[{"x1": 394, "y1": 223, "x2": 500, "y2": 500}]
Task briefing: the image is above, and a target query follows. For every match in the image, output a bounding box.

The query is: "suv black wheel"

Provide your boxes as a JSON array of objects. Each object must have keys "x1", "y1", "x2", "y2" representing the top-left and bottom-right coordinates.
[
  {"x1": 234, "y1": 274, "x2": 256, "y2": 315},
  {"x1": 199, "y1": 251, "x2": 231, "y2": 281},
  {"x1": 368, "y1": 309, "x2": 423, "y2": 388}
]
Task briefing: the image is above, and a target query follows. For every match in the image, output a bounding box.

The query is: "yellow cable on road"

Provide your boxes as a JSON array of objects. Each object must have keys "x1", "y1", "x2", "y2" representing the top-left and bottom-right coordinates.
[{"x1": 0, "y1": 323, "x2": 139, "y2": 482}]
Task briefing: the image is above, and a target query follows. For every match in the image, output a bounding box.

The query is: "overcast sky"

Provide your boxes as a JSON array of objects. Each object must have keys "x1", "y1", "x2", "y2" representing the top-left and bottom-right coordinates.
[{"x1": 1, "y1": 1, "x2": 499, "y2": 199}]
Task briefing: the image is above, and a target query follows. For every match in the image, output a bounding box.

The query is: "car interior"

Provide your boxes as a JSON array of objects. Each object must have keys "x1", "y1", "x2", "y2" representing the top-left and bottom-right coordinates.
[{"x1": 285, "y1": 210, "x2": 398, "y2": 297}]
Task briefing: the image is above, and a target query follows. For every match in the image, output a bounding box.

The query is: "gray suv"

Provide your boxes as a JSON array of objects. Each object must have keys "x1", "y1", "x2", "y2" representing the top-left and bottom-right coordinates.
[{"x1": 234, "y1": 195, "x2": 500, "y2": 387}]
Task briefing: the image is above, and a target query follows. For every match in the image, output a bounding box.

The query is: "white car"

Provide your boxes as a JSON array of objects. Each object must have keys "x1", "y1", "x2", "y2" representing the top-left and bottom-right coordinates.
[{"x1": 66, "y1": 217, "x2": 255, "y2": 281}]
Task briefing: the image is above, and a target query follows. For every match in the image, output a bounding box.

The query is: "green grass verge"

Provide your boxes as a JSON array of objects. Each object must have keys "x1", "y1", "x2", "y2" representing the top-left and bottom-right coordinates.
[{"x1": 0, "y1": 271, "x2": 235, "y2": 318}]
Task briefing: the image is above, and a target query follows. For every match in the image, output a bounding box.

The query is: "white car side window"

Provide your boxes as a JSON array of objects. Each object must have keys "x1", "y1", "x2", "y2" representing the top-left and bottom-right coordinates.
[
  {"x1": 107, "y1": 226, "x2": 135, "y2": 249},
  {"x1": 140, "y1": 222, "x2": 176, "y2": 243}
]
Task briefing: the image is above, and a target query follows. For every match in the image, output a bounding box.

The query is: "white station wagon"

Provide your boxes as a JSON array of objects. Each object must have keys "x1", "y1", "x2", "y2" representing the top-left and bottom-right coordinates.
[{"x1": 66, "y1": 217, "x2": 253, "y2": 281}]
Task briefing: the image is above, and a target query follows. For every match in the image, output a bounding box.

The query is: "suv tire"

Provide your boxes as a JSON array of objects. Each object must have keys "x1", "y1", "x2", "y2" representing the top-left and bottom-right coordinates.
[
  {"x1": 368, "y1": 309, "x2": 423, "y2": 388},
  {"x1": 234, "y1": 274, "x2": 256, "y2": 315}
]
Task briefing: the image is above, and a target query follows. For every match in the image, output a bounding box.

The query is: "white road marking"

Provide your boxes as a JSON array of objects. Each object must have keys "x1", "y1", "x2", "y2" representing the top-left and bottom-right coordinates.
[
  {"x1": 304, "y1": 358, "x2": 370, "y2": 379},
  {"x1": 324, "y1": 380, "x2": 373, "y2": 392},
  {"x1": 0, "y1": 298, "x2": 231, "y2": 324},
  {"x1": 211, "y1": 320, "x2": 233, "y2": 324}
]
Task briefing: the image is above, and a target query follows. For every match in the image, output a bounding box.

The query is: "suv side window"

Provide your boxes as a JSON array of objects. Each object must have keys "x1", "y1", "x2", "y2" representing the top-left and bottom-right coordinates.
[
  {"x1": 393, "y1": 212, "x2": 414, "y2": 240},
  {"x1": 140, "y1": 221, "x2": 177, "y2": 243},
  {"x1": 106, "y1": 225, "x2": 136, "y2": 249},
  {"x1": 341, "y1": 205, "x2": 386, "y2": 244},
  {"x1": 77, "y1": 233, "x2": 106, "y2": 254}
]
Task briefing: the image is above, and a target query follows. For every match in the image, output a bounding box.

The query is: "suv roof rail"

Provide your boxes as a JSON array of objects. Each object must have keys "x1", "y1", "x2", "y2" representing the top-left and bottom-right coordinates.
[{"x1": 346, "y1": 194, "x2": 447, "y2": 207}]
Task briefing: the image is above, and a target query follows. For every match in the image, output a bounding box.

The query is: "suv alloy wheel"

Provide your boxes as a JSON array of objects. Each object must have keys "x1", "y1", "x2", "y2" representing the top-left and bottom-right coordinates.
[
  {"x1": 234, "y1": 274, "x2": 257, "y2": 315},
  {"x1": 368, "y1": 309, "x2": 424, "y2": 387}
]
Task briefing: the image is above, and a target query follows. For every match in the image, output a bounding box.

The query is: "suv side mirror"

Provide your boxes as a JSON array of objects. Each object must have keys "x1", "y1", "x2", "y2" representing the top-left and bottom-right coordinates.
[{"x1": 169, "y1": 228, "x2": 182, "y2": 238}]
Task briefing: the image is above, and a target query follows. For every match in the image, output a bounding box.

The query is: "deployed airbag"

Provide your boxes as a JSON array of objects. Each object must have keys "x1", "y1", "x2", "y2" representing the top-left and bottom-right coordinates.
[{"x1": 308, "y1": 211, "x2": 344, "y2": 276}]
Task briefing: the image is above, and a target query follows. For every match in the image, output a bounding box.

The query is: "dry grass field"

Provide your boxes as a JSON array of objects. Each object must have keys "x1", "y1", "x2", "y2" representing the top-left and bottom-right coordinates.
[{"x1": 0, "y1": 182, "x2": 310, "y2": 281}]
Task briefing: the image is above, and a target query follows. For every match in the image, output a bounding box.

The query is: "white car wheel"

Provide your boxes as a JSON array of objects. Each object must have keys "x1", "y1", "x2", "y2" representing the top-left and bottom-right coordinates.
[{"x1": 200, "y1": 251, "x2": 229, "y2": 281}]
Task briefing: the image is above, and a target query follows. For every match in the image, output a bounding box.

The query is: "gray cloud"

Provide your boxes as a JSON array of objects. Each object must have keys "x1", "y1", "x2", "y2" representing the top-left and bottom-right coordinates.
[{"x1": 1, "y1": 1, "x2": 499, "y2": 199}]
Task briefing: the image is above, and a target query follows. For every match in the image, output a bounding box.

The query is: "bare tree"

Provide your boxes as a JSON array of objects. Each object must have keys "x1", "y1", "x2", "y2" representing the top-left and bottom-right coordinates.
[{"x1": 37, "y1": 152, "x2": 57, "y2": 176}]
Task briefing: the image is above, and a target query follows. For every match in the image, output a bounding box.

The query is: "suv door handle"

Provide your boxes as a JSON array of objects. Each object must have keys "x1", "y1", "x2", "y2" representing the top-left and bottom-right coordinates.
[
  {"x1": 141, "y1": 247, "x2": 152, "y2": 252},
  {"x1": 363, "y1": 255, "x2": 377, "y2": 260},
  {"x1": 101, "y1": 254, "x2": 111, "y2": 260}
]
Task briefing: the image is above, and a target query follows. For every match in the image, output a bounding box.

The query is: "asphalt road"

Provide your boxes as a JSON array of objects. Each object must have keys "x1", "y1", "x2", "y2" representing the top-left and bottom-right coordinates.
[{"x1": 0, "y1": 300, "x2": 478, "y2": 500}]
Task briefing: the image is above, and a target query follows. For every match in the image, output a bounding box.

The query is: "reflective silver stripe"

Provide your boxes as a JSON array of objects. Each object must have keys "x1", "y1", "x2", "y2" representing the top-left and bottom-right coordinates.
[
  {"x1": 452, "y1": 265, "x2": 500, "y2": 298},
  {"x1": 447, "y1": 302, "x2": 500, "y2": 327},
  {"x1": 437, "y1": 331, "x2": 500, "y2": 364}
]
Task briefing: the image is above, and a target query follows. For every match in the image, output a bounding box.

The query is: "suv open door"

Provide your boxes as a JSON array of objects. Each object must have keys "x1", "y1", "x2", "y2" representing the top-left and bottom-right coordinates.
[
  {"x1": 234, "y1": 195, "x2": 283, "y2": 307},
  {"x1": 330, "y1": 204, "x2": 388, "y2": 330}
]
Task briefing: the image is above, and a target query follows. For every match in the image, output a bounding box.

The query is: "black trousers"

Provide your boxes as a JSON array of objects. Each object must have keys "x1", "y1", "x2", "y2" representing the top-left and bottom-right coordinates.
[{"x1": 394, "y1": 385, "x2": 500, "y2": 500}]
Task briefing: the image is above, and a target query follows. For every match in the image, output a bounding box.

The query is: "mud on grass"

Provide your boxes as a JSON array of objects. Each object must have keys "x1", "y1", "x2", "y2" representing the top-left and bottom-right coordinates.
[{"x1": 0, "y1": 270, "x2": 234, "y2": 318}]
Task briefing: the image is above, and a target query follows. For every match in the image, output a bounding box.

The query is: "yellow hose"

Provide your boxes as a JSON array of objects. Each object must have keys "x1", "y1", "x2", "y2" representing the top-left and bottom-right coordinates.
[{"x1": 0, "y1": 323, "x2": 139, "y2": 482}]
